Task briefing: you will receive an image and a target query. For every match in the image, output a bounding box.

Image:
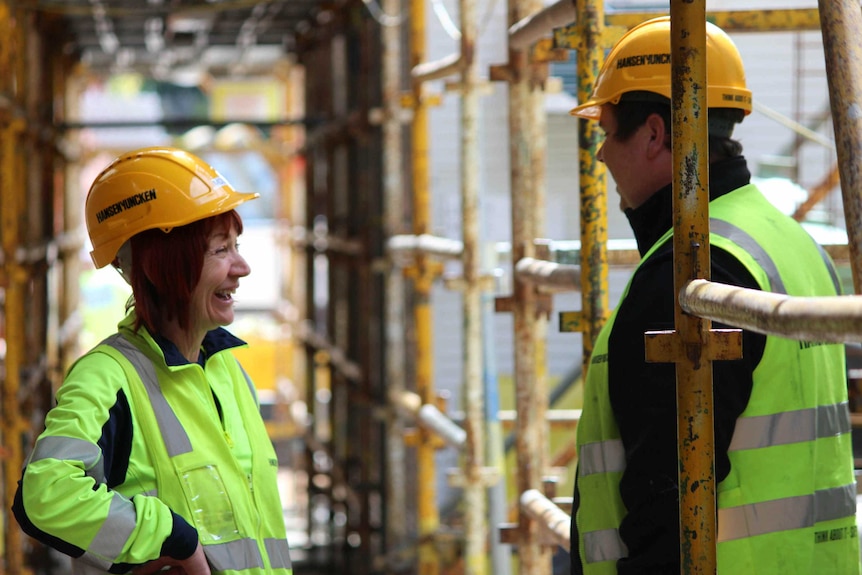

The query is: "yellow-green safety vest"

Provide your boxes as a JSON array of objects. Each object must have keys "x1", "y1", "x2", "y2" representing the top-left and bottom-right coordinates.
[
  {"x1": 97, "y1": 333, "x2": 293, "y2": 575},
  {"x1": 575, "y1": 184, "x2": 859, "y2": 574}
]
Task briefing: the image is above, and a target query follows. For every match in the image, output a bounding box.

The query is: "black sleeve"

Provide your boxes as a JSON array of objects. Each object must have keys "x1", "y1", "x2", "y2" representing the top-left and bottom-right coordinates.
[{"x1": 608, "y1": 246, "x2": 765, "y2": 575}]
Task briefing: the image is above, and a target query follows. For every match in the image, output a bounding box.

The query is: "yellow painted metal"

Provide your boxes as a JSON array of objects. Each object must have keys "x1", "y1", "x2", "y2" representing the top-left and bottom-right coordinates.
[
  {"x1": 645, "y1": 328, "x2": 743, "y2": 364},
  {"x1": 530, "y1": 38, "x2": 569, "y2": 64},
  {"x1": 642, "y1": 4, "x2": 737, "y2": 573},
  {"x1": 668, "y1": 6, "x2": 717, "y2": 572},
  {"x1": 554, "y1": 8, "x2": 821, "y2": 50},
  {"x1": 616, "y1": 8, "x2": 820, "y2": 33},
  {"x1": 1, "y1": 2, "x2": 27, "y2": 570},
  {"x1": 574, "y1": 0, "x2": 610, "y2": 376},
  {"x1": 410, "y1": 0, "x2": 440, "y2": 573},
  {"x1": 2, "y1": 126, "x2": 27, "y2": 575}
]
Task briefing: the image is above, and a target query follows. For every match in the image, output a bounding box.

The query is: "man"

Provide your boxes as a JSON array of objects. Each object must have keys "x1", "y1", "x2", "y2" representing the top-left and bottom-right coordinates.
[{"x1": 568, "y1": 16, "x2": 859, "y2": 575}]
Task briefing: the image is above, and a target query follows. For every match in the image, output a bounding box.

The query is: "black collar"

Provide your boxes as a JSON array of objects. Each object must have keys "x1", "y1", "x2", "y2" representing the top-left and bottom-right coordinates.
[
  {"x1": 153, "y1": 328, "x2": 247, "y2": 367},
  {"x1": 625, "y1": 156, "x2": 752, "y2": 256}
]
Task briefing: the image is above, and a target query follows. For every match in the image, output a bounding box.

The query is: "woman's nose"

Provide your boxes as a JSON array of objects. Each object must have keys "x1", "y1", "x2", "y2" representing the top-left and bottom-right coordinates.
[{"x1": 233, "y1": 253, "x2": 251, "y2": 277}]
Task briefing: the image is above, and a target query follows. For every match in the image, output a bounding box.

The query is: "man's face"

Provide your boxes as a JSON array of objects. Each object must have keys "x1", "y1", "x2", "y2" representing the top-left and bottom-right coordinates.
[{"x1": 597, "y1": 104, "x2": 672, "y2": 211}]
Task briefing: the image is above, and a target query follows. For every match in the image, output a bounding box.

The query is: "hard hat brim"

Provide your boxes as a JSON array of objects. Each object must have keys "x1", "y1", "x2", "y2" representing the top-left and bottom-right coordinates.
[{"x1": 569, "y1": 102, "x2": 602, "y2": 120}]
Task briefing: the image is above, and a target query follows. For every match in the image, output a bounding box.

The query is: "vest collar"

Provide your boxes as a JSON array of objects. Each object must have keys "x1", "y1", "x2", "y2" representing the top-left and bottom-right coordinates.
[{"x1": 118, "y1": 311, "x2": 247, "y2": 367}]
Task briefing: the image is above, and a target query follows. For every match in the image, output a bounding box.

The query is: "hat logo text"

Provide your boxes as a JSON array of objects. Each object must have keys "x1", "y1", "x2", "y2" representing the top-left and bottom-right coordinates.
[
  {"x1": 616, "y1": 53, "x2": 671, "y2": 69},
  {"x1": 96, "y1": 189, "x2": 157, "y2": 223}
]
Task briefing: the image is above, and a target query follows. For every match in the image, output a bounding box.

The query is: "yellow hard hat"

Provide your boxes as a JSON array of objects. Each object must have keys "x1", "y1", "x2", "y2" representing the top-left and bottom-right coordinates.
[
  {"x1": 85, "y1": 147, "x2": 259, "y2": 268},
  {"x1": 570, "y1": 16, "x2": 752, "y2": 120}
]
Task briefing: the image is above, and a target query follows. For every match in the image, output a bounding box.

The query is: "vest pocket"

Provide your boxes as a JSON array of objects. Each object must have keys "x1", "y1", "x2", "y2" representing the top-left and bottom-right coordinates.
[{"x1": 180, "y1": 464, "x2": 241, "y2": 542}]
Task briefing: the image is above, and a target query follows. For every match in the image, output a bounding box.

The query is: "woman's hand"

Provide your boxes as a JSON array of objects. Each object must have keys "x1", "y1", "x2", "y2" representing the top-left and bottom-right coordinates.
[{"x1": 133, "y1": 542, "x2": 210, "y2": 575}]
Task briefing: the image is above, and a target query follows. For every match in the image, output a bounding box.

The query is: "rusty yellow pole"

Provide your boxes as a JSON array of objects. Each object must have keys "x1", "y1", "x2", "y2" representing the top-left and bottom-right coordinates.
[
  {"x1": 505, "y1": 0, "x2": 550, "y2": 573},
  {"x1": 669, "y1": 3, "x2": 715, "y2": 572},
  {"x1": 1, "y1": 140, "x2": 27, "y2": 575},
  {"x1": 1, "y1": 1, "x2": 26, "y2": 571},
  {"x1": 573, "y1": 0, "x2": 609, "y2": 374},
  {"x1": 2, "y1": 121, "x2": 27, "y2": 575},
  {"x1": 645, "y1": 3, "x2": 742, "y2": 574},
  {"x1": 409, "y1": 1, "x2": 440, "y2": 574}
]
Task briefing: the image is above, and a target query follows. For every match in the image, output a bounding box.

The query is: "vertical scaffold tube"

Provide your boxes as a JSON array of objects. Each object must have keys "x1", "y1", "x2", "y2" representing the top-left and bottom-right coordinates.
[
  {"x1": 669, "y1": 3, "x2": 717, "y2": 573},
  {"x1": 1, "y1": 2, "x2": 25, "y2": 570},
  {"x1": 382, "y1": 0, "x2": 409, "y2": 568},
  {"x1": 409, "y1": 2, "x2": 440, "y2": 574},
  {"x1": 459, "y1": 0, "x2": 489, "y2": 572},
  {"x1": 818, "y1": 0, "x2": 862, "y2": 294},
  {"x1": 507, "y1": 0, "x2": 550, "y2": 573},
  {"x1": 574, "y1": 0, "x2": 609, "y2": 373}
]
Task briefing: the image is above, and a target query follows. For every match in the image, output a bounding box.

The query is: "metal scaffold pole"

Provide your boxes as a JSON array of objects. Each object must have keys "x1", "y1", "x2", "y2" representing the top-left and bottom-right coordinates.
[
  {"x1": 642, "y1": 3, "x2": 741, "y2": 573},
  {"x1": 667, "y1": 5, "x2": 717, "y2": 571},
  {"x1": 457, "y1": 0, "x2": 489, "y2": 571},
  {"x1": 1, "y1": 3, "x2": 26, "y2": 571},
  {"x1": 382, "y1": 0, "x2": 409, "y2": 570},
  {"x1": 503, "y1": 0, "x2": 551, "y2": 572},
  {"x1": 818, "y1": 0, "x2": 862, "y2": 295},
  {"x1": 574, "y1": 0, "x2": 609, "y2": 373},
  {"x1": 408, "y1": 2, "x2": 441, "y2": 574}
]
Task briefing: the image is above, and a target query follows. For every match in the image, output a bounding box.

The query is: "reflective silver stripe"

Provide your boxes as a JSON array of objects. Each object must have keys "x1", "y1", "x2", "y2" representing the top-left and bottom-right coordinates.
[
  {"x1": 583, "y1": 527, "x2": 628, "y2": 564},
  {"x1": 729, "y1": 402, "x2": 851, "y2": 451},
  {"x1": 29, "y1": 436, "x2": 105, "y2": 483},
  {"x1": 104, "y1": 336, "x2": 281, "y2": 572},
  {"x1": 265, "y1": 538, "x2": 293, "y2": 569},
  {"x1": 812, "y1": 241, "x2": 843, "y2": 295},
  {"x1": 578, "y1": 439, "x2": 625, "y2": 477},
  {"x1": 205, "y1": 538, "x2": 264, "y2": 571},
  {"x1": 710, "y1": 219, "x2": 786, "y2": 294},
  {"x1": 718, "y1": 483, "x2": 856, "y2": 542},
  {"x1": 88, "y1": 494, "x2": 138, "y2": 560},
  {"x1": 103, "y1": 334, "x2": 193, "y2": 457},
  {"x1": 73, "y1": 554, "x2": 111, "y2": 573}
]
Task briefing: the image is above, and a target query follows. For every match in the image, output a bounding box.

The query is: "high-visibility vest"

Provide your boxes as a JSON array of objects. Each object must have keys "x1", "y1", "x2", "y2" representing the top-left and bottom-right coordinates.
[
  {"x1": 95, "y1": 333, "x2": 293, "y2": 575},
  {"x1": 575, "y1": 184, "x2": 859, "y2": 574}
]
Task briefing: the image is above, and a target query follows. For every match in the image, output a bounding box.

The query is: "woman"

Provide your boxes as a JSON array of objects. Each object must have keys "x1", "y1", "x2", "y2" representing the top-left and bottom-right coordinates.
[{"x1": 13, "y1": 147, "x2": 293, "y2": 575}]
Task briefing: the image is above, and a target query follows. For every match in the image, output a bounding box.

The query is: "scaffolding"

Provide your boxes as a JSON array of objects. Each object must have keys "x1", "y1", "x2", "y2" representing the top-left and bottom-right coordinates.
[{"x1": 3, "y1": 1, "x2": 862, "y2": 575}]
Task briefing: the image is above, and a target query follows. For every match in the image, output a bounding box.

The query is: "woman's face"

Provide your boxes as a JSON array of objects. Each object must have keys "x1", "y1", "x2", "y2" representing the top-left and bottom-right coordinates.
[{"x1": 189, "y1": 220, "x2": 250, "y2": 334}]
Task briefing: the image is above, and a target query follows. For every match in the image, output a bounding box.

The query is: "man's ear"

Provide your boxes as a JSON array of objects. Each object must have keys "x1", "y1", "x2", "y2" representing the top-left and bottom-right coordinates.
[{"x1": 644, "y1": 113, "x2": 670, "y2": 158}]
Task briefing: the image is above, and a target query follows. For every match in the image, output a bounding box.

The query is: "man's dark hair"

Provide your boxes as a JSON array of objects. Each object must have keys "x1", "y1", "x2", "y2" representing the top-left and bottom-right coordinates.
[{"x1": 614, "y1": 91, "x2": 745, "y2": 159}]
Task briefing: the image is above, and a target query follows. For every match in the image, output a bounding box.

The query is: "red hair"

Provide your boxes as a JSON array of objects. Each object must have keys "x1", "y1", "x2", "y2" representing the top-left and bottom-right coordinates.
[{"x1": 127, "y1": 210, "x2": 244, "y2": 334}]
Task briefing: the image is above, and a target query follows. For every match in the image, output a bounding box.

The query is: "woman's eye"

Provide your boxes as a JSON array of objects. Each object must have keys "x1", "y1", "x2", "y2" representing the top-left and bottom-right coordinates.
[{"x1": 210, "y1": 242, "x2": 239, "y2": 256}]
